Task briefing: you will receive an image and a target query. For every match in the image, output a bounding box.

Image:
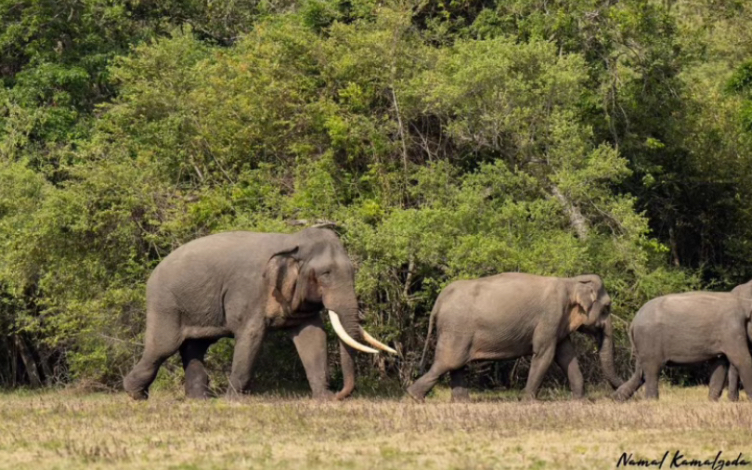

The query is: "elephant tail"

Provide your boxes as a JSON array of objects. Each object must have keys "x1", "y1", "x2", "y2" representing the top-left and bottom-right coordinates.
[
  {"x1": 628, "y1": 323, "x2": 637, "y2": 360},
  {"x1": 418, "y1": 304, "x2": 439, "y2": 374}
]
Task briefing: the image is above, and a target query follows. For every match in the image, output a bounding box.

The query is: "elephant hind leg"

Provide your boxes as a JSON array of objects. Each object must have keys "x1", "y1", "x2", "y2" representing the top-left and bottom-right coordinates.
[
  {"x1": 407, "y1": 361, "x2": 456, "y2": 403},
  {"x1": 180, "y1": 338, "x2": 214, "y2": 399},
  {"x1": 708, "y1": 358, "x2": 728, "y2": 402},
  {"x1": 408, "y1": 332, "x2": 471, "y2": 403},
  {"x1": 642, "y1": 361, "x2": 662, "y2": 400},
  {"x1": 124, "y1": 323, "x2": 182, "y2": 400},
  {"x1": 613, "y1": 362, "x2": 645, "y2": 402}
]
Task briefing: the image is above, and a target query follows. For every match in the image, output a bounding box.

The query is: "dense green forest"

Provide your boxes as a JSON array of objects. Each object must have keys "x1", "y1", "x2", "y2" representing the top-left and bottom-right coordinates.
[{"x1": 1, "y1": 0, "x2": 751, "y2": 393}]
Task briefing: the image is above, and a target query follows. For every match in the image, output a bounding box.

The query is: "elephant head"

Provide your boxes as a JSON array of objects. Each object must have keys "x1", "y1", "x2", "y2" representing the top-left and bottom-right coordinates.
[
  {"x1": 571, "y1": 274, "x2": 624, "y2": 389},
  {"x1": 731, "y1": 279, "x2": 752, "y2": 301},
  {"x1": 731, "y1": 279, "x2": 752, "y2": 342},
  {"x1": 263, "y1": 227, "x2": 394, "y2": 398}
]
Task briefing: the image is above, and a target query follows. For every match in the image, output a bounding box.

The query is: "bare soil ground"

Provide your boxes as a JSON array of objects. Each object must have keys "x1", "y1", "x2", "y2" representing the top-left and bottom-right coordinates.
[{"x1": 0, "y1": 385, "x2": 749, "y2": 470}]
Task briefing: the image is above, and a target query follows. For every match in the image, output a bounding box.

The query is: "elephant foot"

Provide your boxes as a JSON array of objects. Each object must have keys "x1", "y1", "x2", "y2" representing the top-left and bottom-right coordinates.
[
  {"x1": 450, "y1": 393, "x2": 471, "y2": 404},
  {"x1": 405, "y1": 386, "x2": 426, "y2": 403},
  {"x1": 520, "y1": 393, "x2": 538, "y2": 403},
  {"x1": 569, "y1": 385, "x2": 585, "y2": 401},
  {"x1": 225, "y1": 394, "x2": 247, "y2": 402},
  {"x1": 224, "y1": 387, "x2": 250, "y2": 402},
  {"x1": 313, "y1": 390, "x2": 336, "y2": 402},
  {"x1": 126, "y1": 389, "x2": 149, "y2": 401},
  {"x1": 185, "y1": 380, "x2": 211, "y2": 400}
]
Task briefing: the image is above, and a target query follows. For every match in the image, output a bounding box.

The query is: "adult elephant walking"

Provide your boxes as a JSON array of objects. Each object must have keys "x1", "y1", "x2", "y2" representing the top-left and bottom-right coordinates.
[
  {"x1": 614, "y1": 288, "x2": 752, "y2": 401},
  {"x1": 407, "y1": 273, "x2": 623, "y2": 402},
  {"x1": 705, "y1": 279, "x2": 752, "y2": 402},
  {"x1": 123, "y1": 227, "x2": 395, "y2": 400}
]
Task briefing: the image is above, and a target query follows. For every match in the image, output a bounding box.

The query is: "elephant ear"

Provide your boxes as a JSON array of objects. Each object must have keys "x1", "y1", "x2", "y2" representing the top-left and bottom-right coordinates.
[
  {"x1": 291, "y1": 263, "x2": 320, "y2": 310},
  {"x1": 263, "y1": 247, "x2": 300, "y2": 320},
  {"x1": 565, "y1": 280, "x2": 596, "y2": 332},
  {"x1": 574, "y1": 280, "x2": 597, "y2": 315}
]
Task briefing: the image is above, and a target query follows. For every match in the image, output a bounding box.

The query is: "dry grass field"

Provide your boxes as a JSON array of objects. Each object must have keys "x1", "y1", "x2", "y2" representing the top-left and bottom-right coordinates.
[{"x1": 0, "y1": 386, "x2": 750, "y2": 470}]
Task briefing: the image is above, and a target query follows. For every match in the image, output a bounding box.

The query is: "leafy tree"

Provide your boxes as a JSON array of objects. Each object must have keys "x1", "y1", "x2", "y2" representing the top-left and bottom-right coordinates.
[{"x1": 7, "y1": 0, "x2": 752, "y2": 392}]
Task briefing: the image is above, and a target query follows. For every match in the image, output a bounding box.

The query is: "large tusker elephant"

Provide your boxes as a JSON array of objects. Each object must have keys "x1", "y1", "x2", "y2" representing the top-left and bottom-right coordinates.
[
  {"x1": 614, "y1": 289, "x2": 752, "y2": 401},
  {"x1": 406, "y1": 273, "x2": 623, "y2": 402},
  {"x1": 123, "y1": 227, "x2": 395, "y2": 400}
]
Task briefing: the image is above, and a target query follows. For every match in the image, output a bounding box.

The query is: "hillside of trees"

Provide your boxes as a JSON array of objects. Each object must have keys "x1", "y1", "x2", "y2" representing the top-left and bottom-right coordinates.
[{"x1": 1, "y1": 0, "x2": 752, "y2": 393}]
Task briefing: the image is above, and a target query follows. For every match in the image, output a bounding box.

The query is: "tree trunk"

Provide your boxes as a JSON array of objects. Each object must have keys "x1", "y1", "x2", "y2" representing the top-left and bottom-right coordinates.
[
  {"x1": 551, "y1": 186, "x2": 589, "y2": 240},
  {"x1": 14, "y1": 335, "x2": 42, "y2": 387}
]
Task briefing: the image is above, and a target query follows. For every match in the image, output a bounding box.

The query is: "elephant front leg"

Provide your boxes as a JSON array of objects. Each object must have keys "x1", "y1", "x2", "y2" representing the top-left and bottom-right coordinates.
[
  {"x1": 728, "y1": 364, "x2": 740, "y2": 402},
  {"x1": 227, "y1": 320, "x2": 267, "y2": 396},
  {"x1": 724, "y1": 339, "x2": 752, "y2": 402},
  {"x1": 523, "y1": 343, "x2": 556, "y2": 401},
  {"x1": 289, "y1": 315, "x2": 333, "y2": 401},
  {"x1": 555, "y1": 338, "x2": 584, "y2": 400}
]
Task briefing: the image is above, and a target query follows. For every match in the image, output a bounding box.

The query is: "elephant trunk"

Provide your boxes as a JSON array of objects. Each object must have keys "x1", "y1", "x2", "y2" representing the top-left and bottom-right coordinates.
[
  {"x1": 597, "y1": 316, "x2": 624, "y2": 389},
  {"x1": 324, "y1": 289, "x2": 393, "y2": 354},
  {"x1": 322, "y1": 291, "x2": 366, "y2": 399},
  {"x1": 323, "y1": 290, "x2": 395, "y2": 399},
  {"x1": 329, "y1": 300, "x2": 362, "y2": 344},
  {"x1": 588, "y1": 299, "x2": 606, "y2": 325},
  {"x1": 337, "y1": 341, "x2": 356, "y2": 400}
]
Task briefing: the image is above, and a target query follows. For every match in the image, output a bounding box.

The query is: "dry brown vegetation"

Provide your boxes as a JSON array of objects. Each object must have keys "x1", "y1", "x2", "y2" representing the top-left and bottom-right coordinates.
[{"x1": 0, "y1": 386, "x2": 750, "y2": 470}]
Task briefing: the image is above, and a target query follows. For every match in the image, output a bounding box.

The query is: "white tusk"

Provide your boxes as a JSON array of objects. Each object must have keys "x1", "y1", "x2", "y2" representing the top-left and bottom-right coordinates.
[
  {"x1": 360, "y1": 328, "x2": 398, "y2": 355},
  {"x1": 328, "y1": 310, "x2": 379, "y2": 354}
]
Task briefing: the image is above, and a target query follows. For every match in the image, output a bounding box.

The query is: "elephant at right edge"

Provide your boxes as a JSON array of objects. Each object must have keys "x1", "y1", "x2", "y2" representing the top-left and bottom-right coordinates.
[
  {"x1": 406, "y1": 273, "x2": 624, "y2": 403},
  {"x1": 614, "y1": 289, "x2": 752, "y2": 402},
  {"x1": 704, "y1": 279, "x2": 752, "y2": 402}
]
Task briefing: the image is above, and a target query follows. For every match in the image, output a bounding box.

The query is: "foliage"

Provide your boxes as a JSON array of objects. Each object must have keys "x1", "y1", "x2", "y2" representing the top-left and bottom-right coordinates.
[{"x1": 1, "y1": 0, "x2": 751, "y2": 392}]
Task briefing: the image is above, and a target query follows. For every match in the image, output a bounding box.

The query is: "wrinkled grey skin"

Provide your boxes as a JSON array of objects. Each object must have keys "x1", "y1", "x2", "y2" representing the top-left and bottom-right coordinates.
[
  {"x1": 614, "y1": 289, "x2": 752, "y2": 402},
  {"x1": 407, "y1": 273, "x2": 623, "y2": 402},
  {"x1": 706, "y1": 280, "x2": 752, "y2": 401},
  {"x1": 123, "y1": 228, "x2": 363, "y2": 400}
]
